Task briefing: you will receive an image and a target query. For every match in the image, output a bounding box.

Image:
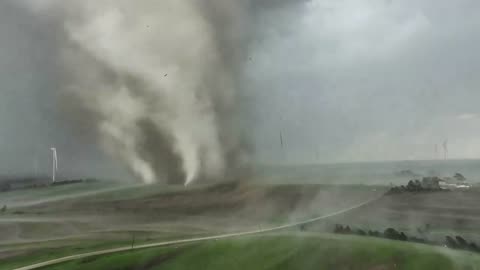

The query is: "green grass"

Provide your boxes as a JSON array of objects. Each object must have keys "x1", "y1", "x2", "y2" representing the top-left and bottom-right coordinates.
[
  {"x1": 25, "y1": 234, "x2": 480, "y2": 270},
  {"x1": 0, "y1": 231, "x2": 206, "y2": 270},
  {"x1": 0, "y1": 240, "x2": 125, "y2": 270}
]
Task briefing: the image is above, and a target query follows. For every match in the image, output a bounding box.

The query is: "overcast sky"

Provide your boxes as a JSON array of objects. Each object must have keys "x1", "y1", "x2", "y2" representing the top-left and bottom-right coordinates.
[
  {"x1": 0, "y1": 0, "x2": 479, "y2": 178},
  {"x1": 248, "y1": 0, "x2": 480, "y2": 164},
  {"x1": 0, "y1": 1, "x2": 127, "y2": 178}
]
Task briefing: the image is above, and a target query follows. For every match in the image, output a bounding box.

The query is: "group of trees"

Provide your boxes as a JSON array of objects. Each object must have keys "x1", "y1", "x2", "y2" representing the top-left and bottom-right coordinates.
[
  {"x1": 445, "y1": 235, "x2": 480, "y2": 252},
  {"x1": 333, "y1": 224, "x2": 430, "y2": 244},
  {"x1": 334, "y1": 224, "x2": 408, "y2": 241},
  {"x1": 384, "y1": 228, "x2": 408, "y2": 241},
  {"x1": 0, "y1": 182, "x2": 11, "y2": 192},
  {"x1": 388, "y1": 177, "x2": 445, "y2": 195},
  {"x1": 333, "y1": 224, "x2": 480, "y2": 254}
]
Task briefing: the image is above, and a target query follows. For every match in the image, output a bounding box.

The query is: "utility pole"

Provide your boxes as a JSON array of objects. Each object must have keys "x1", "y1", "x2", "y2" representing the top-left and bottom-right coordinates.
[
  {"x1": 280, "y1": 131, "x2": 284, "y2": 149},
  {"x1": 50, "y1": 148, "x2": 58, "y2": 183},
  {"x1": 131, "y1": 232, "x2": 136, "y2": 249}
]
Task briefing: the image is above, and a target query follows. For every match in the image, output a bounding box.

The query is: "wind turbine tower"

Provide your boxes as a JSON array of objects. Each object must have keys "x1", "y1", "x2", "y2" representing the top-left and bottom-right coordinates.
[
  {"x1": 50, "y1": 147, "x2": 58, "y2": 183},
  {"x1": 442, "y1": 140, "x2": 448, "y2": 160}
]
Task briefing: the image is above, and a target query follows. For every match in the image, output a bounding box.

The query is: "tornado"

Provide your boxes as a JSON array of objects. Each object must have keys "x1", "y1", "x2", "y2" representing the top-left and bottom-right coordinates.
[{"x1": 29, "y1": 0, "x2": 252, "y2": 184}]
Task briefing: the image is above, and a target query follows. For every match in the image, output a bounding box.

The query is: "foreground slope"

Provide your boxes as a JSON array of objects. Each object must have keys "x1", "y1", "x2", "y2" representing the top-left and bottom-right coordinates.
[{"x1": 36, "y1": 234, "x2": 480, "y2": 270}]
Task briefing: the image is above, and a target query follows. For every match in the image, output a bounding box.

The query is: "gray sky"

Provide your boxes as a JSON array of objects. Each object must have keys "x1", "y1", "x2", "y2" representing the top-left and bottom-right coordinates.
[
  {"x1": 247, "y1": 0, "x2": 480, "y2": 164},
  {"x1": 0, "y1": 0, "x2": 479, "y2": 178},
  {"x1": 0, "y1": 1, "x2": 127, "y2": 179}
]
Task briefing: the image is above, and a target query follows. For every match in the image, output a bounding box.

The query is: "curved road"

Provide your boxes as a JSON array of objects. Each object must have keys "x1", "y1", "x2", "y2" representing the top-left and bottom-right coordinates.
[{"x1": 12, "y1": 195, "x2": 382, "y2": 270}]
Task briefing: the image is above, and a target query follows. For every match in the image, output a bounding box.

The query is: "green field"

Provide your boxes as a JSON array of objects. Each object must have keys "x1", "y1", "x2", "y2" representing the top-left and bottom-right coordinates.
[
  {"x1": 2, "y1": 179, "x2": 480, "y2": 270},
  {"x1": 30, "y1": 234, "x2": 480, "y2": 270},
  {"x1": 0, "y1": 230, "x2": 211, "y2": 270}
]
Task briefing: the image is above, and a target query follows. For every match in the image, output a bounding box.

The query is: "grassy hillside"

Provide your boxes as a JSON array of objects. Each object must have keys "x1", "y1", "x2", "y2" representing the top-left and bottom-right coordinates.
[
  {"x1": 324, "y1": 187, "x2": 480, "y2": 243},
  {"x1": 4, "y1": 182, "x2": 480, "y2": 269},
  {"x1": 0, "y1": 182, "x2": 380, "y2": 262},
  {"x1": 34, "y1": 234, "x2": 480, "y2": 270}
]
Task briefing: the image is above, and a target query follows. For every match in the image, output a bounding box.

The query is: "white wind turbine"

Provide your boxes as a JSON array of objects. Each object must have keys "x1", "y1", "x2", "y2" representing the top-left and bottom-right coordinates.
[{"x1": 50, "y1": 147, "x2": 58, "y2": 183}]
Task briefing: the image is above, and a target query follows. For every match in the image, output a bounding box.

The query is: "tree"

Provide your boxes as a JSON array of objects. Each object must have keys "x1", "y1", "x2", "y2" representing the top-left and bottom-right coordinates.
[
  {"x1": 446, "y1": 236, "x2": 458, "y2": 249},
  {"x1": 399, "y1": 232, "x2": 408, "y2": 241},
  {"x1": 0, "y1": 205, "x2": 6, "y2": 213},
  {"x1": 456, "y1": 236, "x2": 468, "y2": 249},
  {"x1": 407, "y1": 180, "x2": 415, "y2": 191},
  {"x1": 407, "y1": 180, "x2": 422, "y2": 191},
  {"x1": 469, "y1": 242, "x2": 479, "y2": 252},
  {"x1": 384, "y1": 228, "x2": 400, "y2": 240},
  {"x1": 356, "y1": 229, "x2": 366, "y2": 236},
  {"x1": 0, "y1": 183, "x2": 11, "y2": 192},
  {"x1": 334, "y1": 224, "x2": 344, "y2": 234}
]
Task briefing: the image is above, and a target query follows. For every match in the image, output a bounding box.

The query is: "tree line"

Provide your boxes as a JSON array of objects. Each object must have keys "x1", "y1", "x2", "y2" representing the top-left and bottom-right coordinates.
[{"x1": 333, "y1": 224, "x2": 480, "y2": 253}]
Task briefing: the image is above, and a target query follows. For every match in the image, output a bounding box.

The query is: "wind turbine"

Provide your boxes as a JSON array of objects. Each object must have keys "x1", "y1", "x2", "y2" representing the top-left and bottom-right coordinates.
[
  {"x1": 442, "y1": 139, "x2": 448, "y2": 160},
  {"x1": 50, "y1": 147, "x2": 58, "y2": 183}
]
